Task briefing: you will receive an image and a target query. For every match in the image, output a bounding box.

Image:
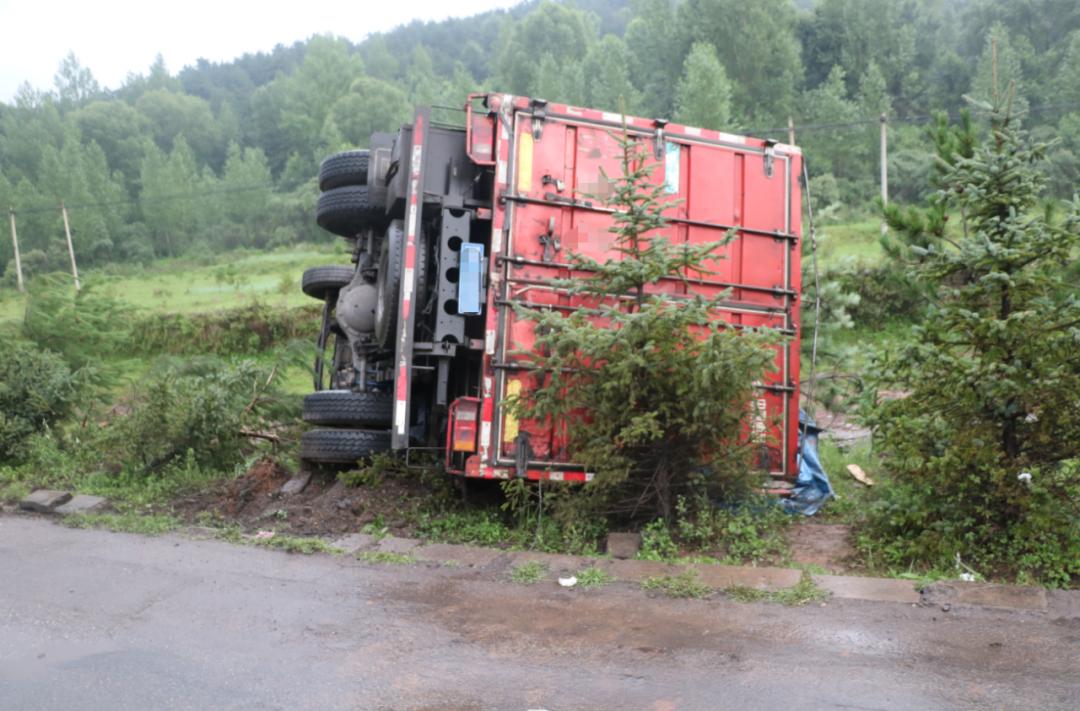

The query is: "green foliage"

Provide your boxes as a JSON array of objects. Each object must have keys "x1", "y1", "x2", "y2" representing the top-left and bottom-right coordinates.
[
  {"x1": 512, "y1": 129, "x2": 773, "y2": 522},
  {"x1": 642, "y1": 570, "x2": 710, "y2": 599},
  {"x1": 94, "y1": 355, "x2": 297, "y2": 473},
  {"x1": 132, "y1": 304, "x2": 319, "y2": 356},
  {"x1": 2, "y1": 0, "x2": 1080, "y2": 277},
  {"x1": 22, "y1": 275, "x2": 135, "y2": 378},
  {"x1": 636, "y1": 497, "x2": 791, "y2": 564},
  {"x1": 673, "y1": 42, "x2": 734, "y2": 130},
  {"x1": 862, "y1": 97, "x2": 1080, "y2": 586},
  {"x1": 575, "y1": 567, "x2": 615, "y2": 589},
  {"x1": 417, "y1": 509, "x2": 514, "y2": 547},
  {"x1": 509, "y1": 560, "x2": 548, "y2": 584},
  {"x1": 638, "y1": 519, "x2": 679, "y2": 561},
  {"x1": 675, "y1": 497, "x2": 792, "y2": 564},
  {"x1": 0, "y1": 340, "x2": 80, "y2": 461},
  {"x1": 339, "y1": 452, "x2": 406, "y2": 488}
]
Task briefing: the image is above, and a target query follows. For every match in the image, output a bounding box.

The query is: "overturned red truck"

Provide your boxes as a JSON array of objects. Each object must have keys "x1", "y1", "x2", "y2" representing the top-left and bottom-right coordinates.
[{"x1": 298, "y1": 93, "x2": 802, "y2": 483}]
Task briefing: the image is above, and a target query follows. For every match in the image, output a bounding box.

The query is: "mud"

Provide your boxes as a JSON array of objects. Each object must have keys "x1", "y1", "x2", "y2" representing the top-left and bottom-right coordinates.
[{"x1": 787, "y1": 521, "x2": 856, "y2": 573}]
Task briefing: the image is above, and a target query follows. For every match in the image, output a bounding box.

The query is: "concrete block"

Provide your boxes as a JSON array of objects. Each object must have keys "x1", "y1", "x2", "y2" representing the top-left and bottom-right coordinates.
[
  {"x1": 54, "y1": 495, "x2": 109, "y2": 516},
  {"x1": 606, "y1": 532, "x2": 642, "y2": 559},
  {"x1": 814, "y1": 574, "x2": 920, "y2": 604},
  {"x1": 694, "y1": 565, "x2": 802, "y2": 591},
  {"x1": 375, "y1": 535, "x2": 421, "y2": 554},
  {"x1": 509, "y1": 550, "x2": 588, "y2": 574},
  {"x1": 412, "y1": 543, "x2": 505, "y2": 569},
  {"x1": 605, "y1": 559, "x2": 682, "y2": 583},
  {"x1": 19, "y1": 490, "x2": 72, "y2": 513},
  {"x1": 922, "y1": 581, "x2": 1047, "y2": 611},
  {"x1": 1046, "y1": 589, "x2": 1080, "y2": 619},
  {"x1": 279, "y1": 472, "x2": 312, "y2": 496},
  {"x1": 330, "y1": 532, "x2": 377, "y2": 553}
]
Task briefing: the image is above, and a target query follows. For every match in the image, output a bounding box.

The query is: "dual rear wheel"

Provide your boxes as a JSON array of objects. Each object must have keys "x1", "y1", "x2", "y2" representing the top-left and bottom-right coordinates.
[{"x1": 302, "y1": 148, "x2": 395, "y2": 465}]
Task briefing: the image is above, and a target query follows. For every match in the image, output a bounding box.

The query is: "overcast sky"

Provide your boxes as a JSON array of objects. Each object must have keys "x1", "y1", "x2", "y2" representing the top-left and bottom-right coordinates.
[{"x1": 0, "y1": 0, "x2": 522, "y2": 102}]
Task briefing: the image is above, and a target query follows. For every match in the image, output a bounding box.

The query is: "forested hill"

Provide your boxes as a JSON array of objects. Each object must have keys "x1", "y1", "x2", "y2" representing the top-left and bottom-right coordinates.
[{"x1": 2, "y1": 0, "x2": 1079, "y2": 278}]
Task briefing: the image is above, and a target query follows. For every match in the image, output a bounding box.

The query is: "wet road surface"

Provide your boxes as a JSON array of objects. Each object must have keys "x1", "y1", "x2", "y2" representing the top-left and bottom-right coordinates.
[{"x1": 0, "y1": 516, "x2": 1077, "y2": 710}]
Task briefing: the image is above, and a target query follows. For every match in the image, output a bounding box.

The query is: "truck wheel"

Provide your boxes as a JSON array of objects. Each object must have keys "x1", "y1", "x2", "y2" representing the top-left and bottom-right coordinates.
[
  {"x1": 319, "y1": 150, "x2": 369, "y2": 192},
  {"x1": 317, "y1": 185, "x2": 383, "y2": 238},
  {"x1": 302, "y1": 265, "x2": 354, "y2": 301},
  {"x1": 374, "y1": 223, "x2": 429, "y2": 350},
  {"x1": 302, "y1": 390, "x2": 393, "y2": 427},
  {"x1": 300, "y1": 428, "x2": 391, "y2": 463}
]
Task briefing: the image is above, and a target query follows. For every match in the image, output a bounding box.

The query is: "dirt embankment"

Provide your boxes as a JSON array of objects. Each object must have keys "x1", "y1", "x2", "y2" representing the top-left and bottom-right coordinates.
[{"x1": 171, "y1": 457, "x2": 436, "y2": 537}]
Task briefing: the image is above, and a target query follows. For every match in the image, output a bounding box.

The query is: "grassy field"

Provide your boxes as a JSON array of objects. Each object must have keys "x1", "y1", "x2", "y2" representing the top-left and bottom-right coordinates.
[
  {"x1": 814, "y1": 217, "x2": 884, "y2": 265},
  {"x1": 0, "y1": 242, "x2": 349, "y2": 324}
]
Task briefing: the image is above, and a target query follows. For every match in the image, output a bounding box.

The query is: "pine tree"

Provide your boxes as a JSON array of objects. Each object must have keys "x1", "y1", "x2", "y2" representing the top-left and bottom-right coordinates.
[{"x1": 864, "y1": 94, "x2": 1080, "y2": 584}]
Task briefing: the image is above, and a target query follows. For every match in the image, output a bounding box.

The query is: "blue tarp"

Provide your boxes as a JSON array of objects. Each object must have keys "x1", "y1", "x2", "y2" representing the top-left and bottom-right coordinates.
[{"x1": 781, "y1": 410, "x2": 835, "y2": 516}]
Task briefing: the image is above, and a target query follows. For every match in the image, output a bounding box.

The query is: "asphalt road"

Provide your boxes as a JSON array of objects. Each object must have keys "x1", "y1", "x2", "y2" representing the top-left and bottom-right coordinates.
[{"x1": 0, "y1": 516, "x2": 1077, "y2": 711}]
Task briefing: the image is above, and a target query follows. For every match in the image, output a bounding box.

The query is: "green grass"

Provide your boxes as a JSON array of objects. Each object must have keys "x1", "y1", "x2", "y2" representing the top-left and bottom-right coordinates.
[
  {"x1": 575, "y1": 567, "x2": 615, "y2": 589},
  {"x1": 641, "y1": 570, "x2": 711, "y2": 598},
  {"x1": 0, "y1": 243, "x2": 344, "y2": 324},
  {"x1": 816, "y1": 439, "x2": 879, "y2": 523},
  {"x1": 724, "y1": 572, "x2": 830, "y2": 606},
  {"x1": 358, "y1": 550, "x2": 417, "y2": 565},
  {"x1": 814, "y1": 218, "x2": 884, "y2": 267},
  {"x1": 509, "y1": 560, "x2": 548, "y2": 584},
  {"x1": 63, "y1": 512, "x2": 180, "y2": 535}
]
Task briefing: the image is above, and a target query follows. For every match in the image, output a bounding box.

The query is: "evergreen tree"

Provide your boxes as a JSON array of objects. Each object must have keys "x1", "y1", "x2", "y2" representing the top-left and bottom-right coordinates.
[
  {"x1": 673, "y1": 42, "x2": 733, "y2": 130},
  {"x1": 971, "y1": 23, "x2": 1029, "y2": 116},
  {"x1": 864, "y1": 97, "x2": 1080, "y2": 585},
  {"x1": 583, "y1": 35, "x2": 640, "y2": 114}
]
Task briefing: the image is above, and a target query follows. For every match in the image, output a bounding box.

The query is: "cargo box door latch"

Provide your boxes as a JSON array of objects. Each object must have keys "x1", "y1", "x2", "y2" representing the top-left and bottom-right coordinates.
[
  {"x1": 530, "y1": 99, "x2": 547, "y2": 140},
  {"x1": 763, "y1": 139, "x2": 777, "y2": 178},
  {"x1": 539, "y1": 217, "x2": 560, "y2": 263}
]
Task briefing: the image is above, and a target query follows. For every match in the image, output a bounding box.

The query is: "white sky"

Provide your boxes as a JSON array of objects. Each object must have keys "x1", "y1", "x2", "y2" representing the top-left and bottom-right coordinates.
[{"x1": 0, "y1": 0, "x2": 522, "y2": 102}]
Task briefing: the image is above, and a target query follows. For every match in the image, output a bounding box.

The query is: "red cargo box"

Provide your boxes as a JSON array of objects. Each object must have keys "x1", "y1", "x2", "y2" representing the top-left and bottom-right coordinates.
[{"x1": 458, "y1": 94, "x2": 802, "y2": 481}]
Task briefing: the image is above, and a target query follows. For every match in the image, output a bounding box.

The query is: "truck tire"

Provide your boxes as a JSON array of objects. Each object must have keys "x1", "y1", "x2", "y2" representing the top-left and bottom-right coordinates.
[
  {"x1": 302, "y1": 265, "x2": 354, "y2": 301},
  {"x1": 300, "y1": 428, "x2": 391, "y2": 463},
  {"x1": 318, "y1": 150, "x2": 369, "y2": 192},
  {"x1": 374, "y1": 224, "x2": 429, "y2": 350},
  {"x1": 316, "y1": 185, "x2": 383, "y2": 238},
  {"x1": 302, "y1": 390, "x2": 393, "y2": 427}
]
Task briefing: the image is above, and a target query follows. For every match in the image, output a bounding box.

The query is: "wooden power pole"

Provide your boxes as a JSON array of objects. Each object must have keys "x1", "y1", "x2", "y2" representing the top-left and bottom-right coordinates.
[
  {"x1": 60, "y1": 202, "x2": 80, "y2": 291},
  {"x1": 8, "y1": 208, "x2": 24, "y2": 292},
  {"x1": 880, "y1": 113, "x2": 889, "y2": 235}
]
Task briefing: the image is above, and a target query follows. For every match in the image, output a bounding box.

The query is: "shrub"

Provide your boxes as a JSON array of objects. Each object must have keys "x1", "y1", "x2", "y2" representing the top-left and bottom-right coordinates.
[
  {"x1": 93, "y1": 356, "x2": 297, "y2": 473},
  {"x1": 826, "y1": 261, "x2": 925, "y2": 327},
  {"x1": 0, "y1": 341, "x2": 81, "y2": 461},
  {"x1": 131, "y1": 303, "x2": 320, "y2": 356},
  {"x1": 862, "y1": 98, "x2": 1080, "y2": 586},
  {"x1": 21, "y1": 275, "x2": 134, "y2": 379}
]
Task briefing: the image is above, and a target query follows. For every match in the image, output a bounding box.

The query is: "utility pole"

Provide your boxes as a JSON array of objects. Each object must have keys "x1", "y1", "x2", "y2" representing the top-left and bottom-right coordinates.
[
  {"x1": 787, "y1": 116, "x2": 796, "y2": 147},
  {"x1": 880, "y1": 112, "x2": 889, "y2": 235},
  {"x1": 60, "y1": 202, "x2": 80, "y2": 291},
  {"x1": 8, "y1": 208, "x2": 24, "y2": 292}
]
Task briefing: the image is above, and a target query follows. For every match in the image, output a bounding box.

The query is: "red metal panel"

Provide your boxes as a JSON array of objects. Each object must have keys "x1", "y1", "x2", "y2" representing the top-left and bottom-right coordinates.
[{"x1": 475, "y1": 95, "x2": 801, "y2": 479}]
